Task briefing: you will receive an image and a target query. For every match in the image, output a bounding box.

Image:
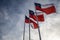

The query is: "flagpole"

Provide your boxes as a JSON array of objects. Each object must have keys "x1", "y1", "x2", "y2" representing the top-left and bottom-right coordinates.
[
  {"x1": 29, "y1": 12, "x2": 31, "y2": 40},
  {"x1": 35, "y1": 9, "x2": 41, "y2": 40},
  {"x1": 34, "y1": 3, "x2": 42, "y2": 40},
  {"x1": 23, "y1": 16, "x2": 26, "y2": 40},
  {"x1": 29, "y1": 20, "x2": 31, "y2": 40},
  {"x1": 36, "y1": 11, "x2": 42, "y2": 40}
]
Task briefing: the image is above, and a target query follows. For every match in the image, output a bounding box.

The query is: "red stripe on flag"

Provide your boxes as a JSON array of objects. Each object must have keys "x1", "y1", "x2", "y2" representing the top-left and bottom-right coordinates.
[
  {"x1": 37, "y1": 14, "x2": 44, "y2": 22},
  {"x1": 32, "y1": 22, "x2": 38, "y2": 29},
  {"x1": 25, "y1": 19, "x2": 32, "y2": 23},
  {"x1": 29, "y1": 14, "x2": 44, "y2": 22},
  {"x1": 42, "y1": 6, "x2": 56, "y2": 15}
]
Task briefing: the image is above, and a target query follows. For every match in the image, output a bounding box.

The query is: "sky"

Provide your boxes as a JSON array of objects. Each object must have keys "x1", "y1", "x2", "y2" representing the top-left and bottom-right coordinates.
[{"x1": 0, "y1": 0, "x2": 60, "y2": 40}]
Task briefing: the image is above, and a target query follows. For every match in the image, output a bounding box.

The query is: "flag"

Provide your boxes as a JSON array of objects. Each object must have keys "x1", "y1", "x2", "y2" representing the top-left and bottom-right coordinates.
[
  {"x1": 35, "y1": 3, "x2": 42, "y2": 11},
  {"x1": 41, "y1": 5, "x2": 56, "y2": 15},
  {"x1": 29, "y1": 10, "x2": 36, "y2": 20},
  {"x1": 35, "y1": 3, "x2": 56, "y2": 15},
  {"x1": 29, "y1": 10, "x2": 44, "y2": 22},
  {"x1": 37, "y1": 14, "x2": 44, "y2": 22},
  {"x1": 25, "y1": 16, "x2": 38, "y2": 29},
  {"x1": 31, "y1": 21, "x2": 38, "y2": 29},
  {"x1": 31, "y1": 14, "x2": 44, "y2": 22},
  {"x1": 25, "y1": 16, "x2": 32, "y2": 23}
]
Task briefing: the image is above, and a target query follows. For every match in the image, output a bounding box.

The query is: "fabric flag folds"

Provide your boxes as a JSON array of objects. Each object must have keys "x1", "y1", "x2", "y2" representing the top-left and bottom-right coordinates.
[
  {"x1": 25, "y1": 16, "x2": 38, "y2": 29},
  {"x1": 35, "y1": 3, "x2": 56, "y2": 15},
  {"x1": 31, "y1": 22, "x2": 38, "y2": 29},
  {"x1": 36, "y1": 14, "x2": 44, "y2": 22},
  {"x1": 29, "y1": 10, "x2": 36, "y2": 21},
  {"x1": 25, "y1": 16, "x2": 32, "y2": 23},
  {"x1": 41, "y1": 5, "x2": 56, "y2": 15},
  {"x1": 29, "y1": 10, "x2": 44, "y2": 22}
]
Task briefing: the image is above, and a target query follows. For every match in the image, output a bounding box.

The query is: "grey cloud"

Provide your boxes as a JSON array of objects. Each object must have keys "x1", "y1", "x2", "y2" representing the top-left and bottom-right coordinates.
[
  {"x1": 0, "y1": 0, "x2": 60, "y2": 40},
  {"x1": 0, "y1": 0, "x2": 28, "y2": 40}
]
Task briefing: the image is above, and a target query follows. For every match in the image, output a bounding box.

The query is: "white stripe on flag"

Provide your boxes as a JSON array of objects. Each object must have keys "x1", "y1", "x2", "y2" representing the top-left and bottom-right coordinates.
[
  {"x1": 41, "y1": 4, "x2": 54, "y2": 8},
  {"x1": 30, "y1": 17, "x2": 37, "y2": 23}
]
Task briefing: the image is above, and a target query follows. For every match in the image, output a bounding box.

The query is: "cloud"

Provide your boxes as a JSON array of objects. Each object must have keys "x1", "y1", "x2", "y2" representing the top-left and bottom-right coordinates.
[
  {"x1": 40, "y1": 14, "x2": 60, "y2": 40},
  {"x1": 0, "y1": 0, "x2": 28, "y2": 40},
  {"x1": 0, "y1": 0, "x2": 60, "y2": 40}
]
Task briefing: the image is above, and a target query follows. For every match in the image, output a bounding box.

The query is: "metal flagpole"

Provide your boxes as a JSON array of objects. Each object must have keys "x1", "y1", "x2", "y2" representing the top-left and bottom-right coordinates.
[
  {"x1": 29, "y1": 12, "x2": 31, "y2": 40},
  {"x1": 34, "y1": 4, "x2": 42, "y2": 40},
  {"x1": 23, "y1": 16, "x2": 26, "y2": 40},
  {"x1": 36, "y1": 12, "x2": 41, "y2": 40}
]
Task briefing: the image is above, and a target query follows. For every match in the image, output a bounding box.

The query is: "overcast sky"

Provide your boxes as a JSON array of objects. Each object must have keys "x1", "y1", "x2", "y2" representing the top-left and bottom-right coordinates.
[{"x1": 0, "y1": 0, "x2": 60, "y2": 40}]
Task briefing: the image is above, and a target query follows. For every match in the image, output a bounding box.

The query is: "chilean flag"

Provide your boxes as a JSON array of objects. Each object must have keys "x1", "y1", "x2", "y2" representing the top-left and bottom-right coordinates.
[
  {"x1": 29, "y1": 10, "x2": 44, "y2": 22},
  {"x1": 25, "y1": 16, "x2": 38, "y2": 29},
  {"x1": 25, "y1": 16, "x2": 32, "y2": 23},
  {"x1": 35, "y1": 3, "x2": 56, "y2": 15}
]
